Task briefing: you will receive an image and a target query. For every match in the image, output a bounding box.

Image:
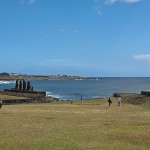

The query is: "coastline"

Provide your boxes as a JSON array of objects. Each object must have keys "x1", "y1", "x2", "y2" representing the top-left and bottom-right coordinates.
[
  {"x1": 1, "y1": 91, "x2": 150, "y2": 105},
  {"x1": 1, "y1": 77, "x2": 150, "y2": 102},
  {"x1": 0, "y1": 74, "x2": 90, "y2": 81}
]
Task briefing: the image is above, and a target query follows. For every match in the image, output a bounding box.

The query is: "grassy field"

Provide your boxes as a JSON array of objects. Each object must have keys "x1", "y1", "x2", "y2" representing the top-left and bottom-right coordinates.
[{"x1": 0, "y1": 98, "x2": 149, "y2": 150}]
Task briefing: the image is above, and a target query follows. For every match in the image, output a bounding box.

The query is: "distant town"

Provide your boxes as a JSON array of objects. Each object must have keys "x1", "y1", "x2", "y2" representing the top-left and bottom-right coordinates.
[{"x1": 0, "y1": 72, "x2": 101, "y2": 80}]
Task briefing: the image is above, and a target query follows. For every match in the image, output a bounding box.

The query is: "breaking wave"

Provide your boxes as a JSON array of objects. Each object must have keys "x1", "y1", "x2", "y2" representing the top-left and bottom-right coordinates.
[
  {"x1": 46, "y1": 91, "x2": 52, "y2": 97},
  {"x1": 46, "y1": 91, "x2": 61, "y2": 99},
  {"x1": 0, "y1": 80, "x2": 16, "y2": 84}
]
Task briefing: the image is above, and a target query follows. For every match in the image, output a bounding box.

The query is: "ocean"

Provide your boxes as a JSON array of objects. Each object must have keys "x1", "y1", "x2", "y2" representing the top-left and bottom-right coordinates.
[{"x1": 0, "y1": 77, "x2": 150, "y2": 100}]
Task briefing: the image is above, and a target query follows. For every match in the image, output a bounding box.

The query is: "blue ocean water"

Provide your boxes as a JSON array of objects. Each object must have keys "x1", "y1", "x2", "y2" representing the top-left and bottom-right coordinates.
[{"x1": 0, "y1": 78, "x2": 150, "y2": 100}]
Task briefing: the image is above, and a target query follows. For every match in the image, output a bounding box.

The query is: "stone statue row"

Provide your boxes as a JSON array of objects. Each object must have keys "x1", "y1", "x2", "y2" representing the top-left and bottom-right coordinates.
[{"x1": 15, "y1": 80, "x2": 33, "y2": 91}]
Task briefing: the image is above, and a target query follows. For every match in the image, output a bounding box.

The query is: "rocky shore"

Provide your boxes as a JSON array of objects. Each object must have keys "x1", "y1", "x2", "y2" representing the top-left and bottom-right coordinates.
[
  {"x1": 114, "y1": 93, "x2": 150, "y2": 105},
  {"x1": 0, "y1": 90, "x2": 56, "y2": 105}
]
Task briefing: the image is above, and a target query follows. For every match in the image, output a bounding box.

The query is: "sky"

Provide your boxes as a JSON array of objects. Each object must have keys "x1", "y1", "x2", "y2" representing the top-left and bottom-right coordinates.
[{"x1": 0, "y1": 0, "x2": 150, "y2": 77}]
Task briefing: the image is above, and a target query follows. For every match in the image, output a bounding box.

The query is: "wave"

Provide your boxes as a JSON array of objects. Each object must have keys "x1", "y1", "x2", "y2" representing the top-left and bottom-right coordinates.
[
  {"x1": 46, "y1": 91, "x2": 62, "y2": 100},
  {"x1": 0, "y1": 80, "x2": 16, "y2": 84},
  {"x1": 46, "y1": 91, "x2": 52, "y2": 97}
]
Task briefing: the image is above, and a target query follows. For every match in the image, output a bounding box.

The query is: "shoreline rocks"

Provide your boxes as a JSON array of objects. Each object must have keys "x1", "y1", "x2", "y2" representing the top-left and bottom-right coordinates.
[
  {"x1": 114, "y1": 93, "x2": 150, "y2": 105},
  {"x1": 0, "y1": 89, "x2": 56, "y2": 105}
]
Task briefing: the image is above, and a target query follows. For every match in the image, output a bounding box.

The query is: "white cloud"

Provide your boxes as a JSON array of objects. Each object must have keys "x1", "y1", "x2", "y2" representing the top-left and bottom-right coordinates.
[
  {"x1": 28, "y1": 0, "x2": 36, "y2": 5},
  {"x1": 105, "y1": 0, "x2": 141, "y2": 4},
  {"x1": 122, "y1": 0, "x2": 141, "y2": 3},
  {"x1": 105, "y1": 0, "x2": 118, "y2": 4},
  {"x1": 97, "y1": 10, "x2": 103, "y2": 15},
  {"x1": 133, "y1": 54, "x2": 150, "y2": 62},
  {"x1": 95, "y1": 6, "x2": 103, "y2": 16},
  {"x1": 20, "y1": 0, "x2": 36, "y2": 5}
]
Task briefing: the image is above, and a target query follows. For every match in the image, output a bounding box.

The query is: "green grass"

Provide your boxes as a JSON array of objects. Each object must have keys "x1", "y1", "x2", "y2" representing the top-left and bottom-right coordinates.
[{"x1": 0, "y1": 98, "x2": 149, "y2": 150}]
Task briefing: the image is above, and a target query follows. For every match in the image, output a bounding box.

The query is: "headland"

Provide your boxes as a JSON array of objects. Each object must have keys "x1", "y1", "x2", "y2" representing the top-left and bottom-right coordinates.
[{"x1": 0, "y1": 72, "x2": 94, "y2": 80}]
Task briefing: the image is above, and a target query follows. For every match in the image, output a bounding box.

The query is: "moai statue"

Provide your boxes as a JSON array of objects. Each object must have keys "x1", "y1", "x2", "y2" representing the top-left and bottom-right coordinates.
[
  {"x1": 27, "y1": 81, "x2": 31, "y2": 91},
  {"x1": 15, "y1": 79, "x2": 19, "y2": 90},
  {"x1": 19, "y1": 80, "x2": 22, "y2": 90},
  {"x1": 23, "y1": 80, "x2": 26, "y2": 91}
]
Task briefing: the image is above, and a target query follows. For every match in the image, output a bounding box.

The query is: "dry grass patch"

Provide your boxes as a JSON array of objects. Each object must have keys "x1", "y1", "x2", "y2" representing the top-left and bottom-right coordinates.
[
  {"x1": 0, "y1": 94, "x2": 28, "y2": 100},
  {"x1": 0, "y1": 98, "x2": 149, "y2": 150}
]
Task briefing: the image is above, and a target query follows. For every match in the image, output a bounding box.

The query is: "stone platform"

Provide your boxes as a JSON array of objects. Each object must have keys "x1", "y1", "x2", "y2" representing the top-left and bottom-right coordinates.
[{"x1": 1, "y1": 89, "x2": 46, "y2": 98}]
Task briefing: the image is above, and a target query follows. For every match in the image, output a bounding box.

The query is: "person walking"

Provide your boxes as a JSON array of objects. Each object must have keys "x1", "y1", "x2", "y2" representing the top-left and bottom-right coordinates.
[
  {"x1": 108, "y1": 97, "x2": 112, "y2": 107},
  {"x1": 118, "y1": 97, "x2": 123, "y2": 107},
  {"x1": 0, "y1": 99, "x2": 2, "y2": 109},
  {"x1": 81, "y1": 95, "x2": 83, "y2": 105}
]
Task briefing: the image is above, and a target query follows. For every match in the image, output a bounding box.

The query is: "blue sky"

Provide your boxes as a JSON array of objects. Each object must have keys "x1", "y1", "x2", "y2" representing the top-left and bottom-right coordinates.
[{"x1": 0, "y1": 0, "x2": 150, "y2": 77}]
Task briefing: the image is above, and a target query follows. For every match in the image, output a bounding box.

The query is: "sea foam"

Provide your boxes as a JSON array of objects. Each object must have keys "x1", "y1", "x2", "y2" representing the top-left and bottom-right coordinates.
[{"x1": 0, "y1": 80, "x2": 15, "y2": 84}]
